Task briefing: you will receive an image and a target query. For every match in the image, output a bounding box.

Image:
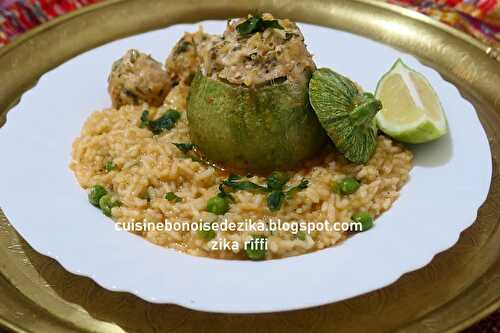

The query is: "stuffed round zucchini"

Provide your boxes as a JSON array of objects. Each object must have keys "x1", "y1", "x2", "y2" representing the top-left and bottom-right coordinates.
[{"x1": 187, "y1": 14, "x2": 328, "y2": 173}]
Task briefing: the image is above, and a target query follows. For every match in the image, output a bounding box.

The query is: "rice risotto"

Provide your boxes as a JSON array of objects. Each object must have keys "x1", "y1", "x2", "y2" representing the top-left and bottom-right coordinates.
[
  {"x1": 70, "y1": 83, "x2": 413, "y2": 259},
  {"x1": 71, "y1": 16, "x2": 414, "y2": 260}
]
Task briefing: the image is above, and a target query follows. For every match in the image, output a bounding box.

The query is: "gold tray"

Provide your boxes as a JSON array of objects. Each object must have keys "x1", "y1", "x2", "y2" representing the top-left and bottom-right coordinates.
[{"x1": 0, "y1": 0, "x2": 499, "y2": 332}]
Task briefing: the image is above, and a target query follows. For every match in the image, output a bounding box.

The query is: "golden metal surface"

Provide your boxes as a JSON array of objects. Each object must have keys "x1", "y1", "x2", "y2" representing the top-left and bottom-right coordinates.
[{"x1": 0, "y1": 0, "x2": 499, "y2": 332}]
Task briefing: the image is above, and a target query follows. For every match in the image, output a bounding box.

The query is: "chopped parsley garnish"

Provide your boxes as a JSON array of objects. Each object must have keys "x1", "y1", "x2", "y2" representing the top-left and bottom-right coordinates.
[
  {"x1": 216, "y1": 172, "x2": 309, "y2": 212},
  {"x1": 172, "y1": 143, "x2": 196, "y2": 154},
  {"x1": 172, "y1": 142, "x2": 208, "y2": 164},
  {"x1": 285, "y1": 179, "x2": 309, "y2": 198},
  {"x1": 267, "y1": 190, "x2": 285, "y2": 212},
  {"x1": 217, "y1": 183, "x2": 235, "y2": 203},
  {"x1": 165, "y1": 192, "x2": 182, "y2": 203},
  {"x1": 222, "y1": 174, "x2": 268, "y2": 193},
  {"x1": 148, "y1": 110, "x2": 181, "y2": 134},
  {"x1": 266, "y1": 171, "x2": 290, "y2": 191},
  {"x1": 140, "y1": 109, "x2": 181, "y2": 134},
  {"x1": 139, "y1": 110, "x2": 150, "y2": 128},
  {"x1": 236, "y1": 15, "x2": 284, "y2": 36}
]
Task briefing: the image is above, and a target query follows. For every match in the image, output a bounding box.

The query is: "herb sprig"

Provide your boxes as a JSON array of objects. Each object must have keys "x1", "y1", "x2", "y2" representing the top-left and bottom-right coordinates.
[
  {"x1": 222, "y1": 174, "x2": 268, "y2": 193},
  {"x1": 285, "y1": 179, "x2": 309, "y2": 199},
  {"x1": 236, "y1": 15, "x2": 284, "y2": 36},
  {"x1": 218, "y1": 172, "x2": 309, "y2": 212},
  {"x1": 140, "y1": 109, "x2": 181, "y2": 134},
  {"x1": 172, "y1": 143, "x2": 196, "y2": 154},
  {"x1": 172, "y1": 142, "x2": 207, "y2": 164},
  {"x1": 165, "y1": 192, "x2": 182, "y2": 203}
]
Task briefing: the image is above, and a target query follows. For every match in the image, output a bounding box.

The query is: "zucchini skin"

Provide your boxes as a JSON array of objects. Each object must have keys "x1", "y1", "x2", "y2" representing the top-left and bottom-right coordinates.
[
  {"x1": 309, "y1": 68, "x2": 381, "y2": 164},
  {"x1": 187, "y1": 72, "x2": 328, "y2": 173}
]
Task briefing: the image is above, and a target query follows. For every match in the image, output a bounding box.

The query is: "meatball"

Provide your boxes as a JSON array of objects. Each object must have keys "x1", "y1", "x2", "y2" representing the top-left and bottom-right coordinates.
[
  {"x1": 108, "y1": 49, "x2": 171, "y2": 108},
  {"x1": 165, "y1": 28, "x2": 221, "y2": 85}
]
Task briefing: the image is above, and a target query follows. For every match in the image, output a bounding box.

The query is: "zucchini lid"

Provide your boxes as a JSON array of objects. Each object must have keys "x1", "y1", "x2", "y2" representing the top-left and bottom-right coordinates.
[{"x1": 308, "y1": 68, "x2": 382, "y2": 164}]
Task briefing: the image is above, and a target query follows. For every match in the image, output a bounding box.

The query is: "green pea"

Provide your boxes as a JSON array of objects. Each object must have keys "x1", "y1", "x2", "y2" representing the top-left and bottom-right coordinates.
[
  {"x1": 197, "y1": 228, "x2": 216, "y2": 241},
  {"x1": 351, "y1": 212, "x2": 374, "y2": 232},
  {"x1": 207, "y1": 196, "x2": 229, "y2": 215},
  {"x1": 297, "y1": 231, "x2": 307, "y2": 241},
  {"x1": 245, "y1": 237, "x2": 267, "y2": 260},
  {"x1": 99, "y1": 194, "x2": 120, "y2": 217},
  {"x1": 339, "y1": 177, "x2": 360, "y2": 195},
  {"x1": 88, "y1": 185, "x2": 107, "y2": 207}
]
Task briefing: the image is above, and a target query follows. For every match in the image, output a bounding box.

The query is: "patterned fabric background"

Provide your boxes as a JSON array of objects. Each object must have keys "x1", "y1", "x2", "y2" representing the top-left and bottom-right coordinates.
[
  {"x1": 389, "y1": 0, "x2": 500, "y2": 51},
  {"x1": 0, "y1": 0, "x2": 498, "y2": 332},
  {"x1": 1, "y1": 0, "x2": 500, "y2": 49},
  {"x1": 0, "y1": 0, "x2": 101, "y2": 46}
]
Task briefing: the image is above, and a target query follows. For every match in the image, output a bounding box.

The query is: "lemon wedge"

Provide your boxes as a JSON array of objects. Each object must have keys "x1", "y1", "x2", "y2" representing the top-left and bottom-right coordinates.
[{"x1": 375, "y1": 59, "x2": 448, "y2": 144}]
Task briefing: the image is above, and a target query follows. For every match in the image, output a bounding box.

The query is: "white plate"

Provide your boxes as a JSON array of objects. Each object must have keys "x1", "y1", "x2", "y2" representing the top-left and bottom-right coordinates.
[{"x1": 0, "y1": 21, "x2": 492, "y2": 313}]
